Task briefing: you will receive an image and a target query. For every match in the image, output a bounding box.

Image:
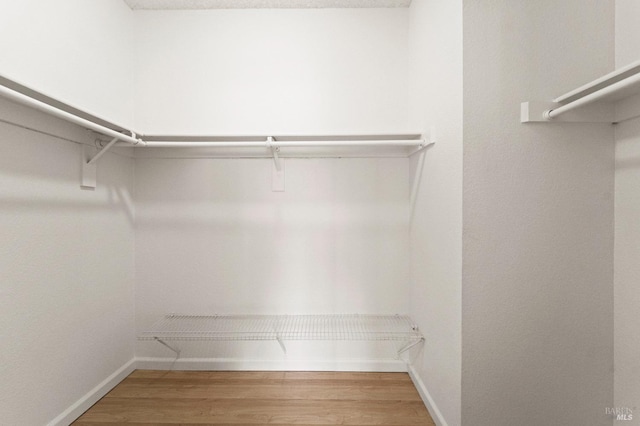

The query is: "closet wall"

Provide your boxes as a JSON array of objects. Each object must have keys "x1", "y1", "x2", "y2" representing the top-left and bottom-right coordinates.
[
  {"x1": 0, "y1": 102, "x2": 136, "y2": 425},
  {"x1": 132, "y1": 9, "x2": 414, "y2": 362},
  {"x1": 614, "y1": 0, "x2": 640, "y2": 419},
  {"x1": 407, "y1": 1, "x2": 462, "y2": 425},
  {"x1": 133, "y1": 9, "x2": 408, "y2": 134},
  {"x1": 0, "y1": 2, "x2": 136, "y2": 424},
  {"x1": 462, "y1": 1, "x2": 615, "y2": 426},
  {"x1": 1, "y1": 1, "x2": 627, "y2": 424},
  {"x1": 0, "y1": 0, "x2": 135, "y2": 127}
]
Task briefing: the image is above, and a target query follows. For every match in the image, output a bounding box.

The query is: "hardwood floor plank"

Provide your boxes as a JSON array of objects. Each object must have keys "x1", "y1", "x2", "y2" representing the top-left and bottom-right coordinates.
[
  {"x1": 76, "y1": 398, "x2": 430, "y2": 424},
  {"x1": 128, "y1": 371, "x2": 287, "y2": 380},
  {"x1": 74, "y1": 371, "x2": 436, "y2": 426},
  {"x1": 76, "y1": 423, "x2": 432, "y2": 426},
  {"x1": 128, "y1": 371, "x2": 410, "y2": 382},
  {"x1": 76, "y1": 424, "x2": 430, "y2": 426},
  {"x1": 116, "y1": 377, "x2": 415, "y2": 389},
  {"x1": 106, "y1": 383, "x2": 421, "y2": 401}
]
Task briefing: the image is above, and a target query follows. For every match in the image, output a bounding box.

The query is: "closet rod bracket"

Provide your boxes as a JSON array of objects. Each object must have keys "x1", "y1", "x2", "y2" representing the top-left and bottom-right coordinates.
[
  {"x1": 88, "y1": 136, "x2": 120, "y2": 165},
  {"x1": 82, "y1": 131, "x2": 143, "y2": 189},
  {"x1": 266, "y1": 136, "x2": 282, "y2": 171},
  {"x1": 408, "y1": 140, "x2": 435, "y2": 157},
  {"x1": 267, "y1": 136, "x2": 285, "y2": 192}
]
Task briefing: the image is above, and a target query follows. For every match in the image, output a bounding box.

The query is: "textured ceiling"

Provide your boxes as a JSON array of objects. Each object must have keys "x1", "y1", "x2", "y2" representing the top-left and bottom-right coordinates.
[{"x1": 123, "y1": 0, "x2": 411, "y2": 9}]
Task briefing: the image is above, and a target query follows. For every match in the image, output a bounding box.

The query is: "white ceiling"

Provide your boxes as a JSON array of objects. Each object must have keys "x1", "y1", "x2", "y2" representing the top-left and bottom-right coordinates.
[{"x1": 123, "y1": 0, "x2": 411, "y2": 9}]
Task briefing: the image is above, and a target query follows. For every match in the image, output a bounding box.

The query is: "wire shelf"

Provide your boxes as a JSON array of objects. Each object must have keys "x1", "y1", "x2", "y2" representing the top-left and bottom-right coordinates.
[{"x1": 139, "y1": 314, "x2": 423, "y2": 342}]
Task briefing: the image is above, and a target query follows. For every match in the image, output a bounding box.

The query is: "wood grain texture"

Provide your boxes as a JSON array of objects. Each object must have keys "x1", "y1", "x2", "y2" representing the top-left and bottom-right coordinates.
[{"x1": 73, "y1": 370, "x2": 435, "y2": 425}]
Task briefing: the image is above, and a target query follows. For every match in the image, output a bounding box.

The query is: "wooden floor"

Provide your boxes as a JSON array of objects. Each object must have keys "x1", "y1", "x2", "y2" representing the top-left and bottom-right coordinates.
[{"x1": 73, "y1": 370, "x2": 436, "y2": 425}]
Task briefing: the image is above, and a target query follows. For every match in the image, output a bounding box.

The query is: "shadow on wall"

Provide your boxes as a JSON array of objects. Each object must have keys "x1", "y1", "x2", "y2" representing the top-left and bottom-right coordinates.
[
  {"x1": 0, "y1": 185, "x2": 135, "y2": 225},
  {"x1": 409, "y1": 143, "x2": 434, "y2": 225},
  {"x1": 0, "y1": 123, "x2": 136, "y2": 224},
  {"x1": 616, "y1": 117, "x2": 640, "y2": 169},
  {"x1": 615, "y1": 156, "x2": 640, "y2": 169}
]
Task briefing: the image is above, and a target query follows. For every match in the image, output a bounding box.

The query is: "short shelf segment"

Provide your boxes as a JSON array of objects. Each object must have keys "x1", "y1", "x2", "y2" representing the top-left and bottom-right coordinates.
[{"x1": 139, "y1": 314, "x2": 424, "y2": 356}]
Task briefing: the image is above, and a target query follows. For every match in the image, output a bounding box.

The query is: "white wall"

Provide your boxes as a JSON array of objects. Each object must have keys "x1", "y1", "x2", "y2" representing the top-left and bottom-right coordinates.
[
  {"x1": 0, "y1": 98, "x2": 136, "y2": 424},
  {"x1": 133, "y1": 7, "x2": 413, "y2": 364},
  {"x1": 614, "y1": 1, "x2": 640, "y2": 422},
  {"x1": 407, "y1": 0, "x2": 462, "y2": 425},
  {"x1": 1, "y1": 3, "x2": 623, "y2": 424},
  {"x1": 135, "y1": 157, "x2": 411, "y2": 360},
  {"x1": 134, "y1": 8, "x2": 409, "y2": 134},
  {"x1": 615, "y1": 0, "x2": 640, "y2": 69},
  {"x1": 0, "y1": 0, "x2": 135, "y2": 127},
  {"x1": 462, "y1": 2, "x2": 614, "y2": 425}
]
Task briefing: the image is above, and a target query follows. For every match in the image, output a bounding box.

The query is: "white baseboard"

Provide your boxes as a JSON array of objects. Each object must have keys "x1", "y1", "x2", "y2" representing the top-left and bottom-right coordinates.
[
  {"x1": 135, "y1": 357, "x2": 407, "y2": 372},
  {"x1": 408, "y1": 365, "x2": 449, "y2": 426},
  {"x1": 47, "y1": 358, "x2": 137, "y2": 426}
]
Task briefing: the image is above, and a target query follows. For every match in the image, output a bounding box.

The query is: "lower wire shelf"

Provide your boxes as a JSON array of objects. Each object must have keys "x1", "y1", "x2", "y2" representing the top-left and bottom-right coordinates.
[{"x1": 139, "y1": 314, "x2": 425, "y2": 356}]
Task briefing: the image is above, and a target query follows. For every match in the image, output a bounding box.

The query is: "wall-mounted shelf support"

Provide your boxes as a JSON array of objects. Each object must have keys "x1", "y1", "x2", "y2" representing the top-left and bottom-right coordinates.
[
  {"x1": 89, "y1": 137, "x2": 120, "y2": 165},
  {"x1": 81, "y1": 132, "x2": 141, "y2": 189},
  {"x1": 409, "y1": 140, "x2": 435, "y2": 157},
  {"x1": 266, "y1": 136, "x2": 281, "y2": 170},
  {"x1": 397, "y1": 336, "x2": 425, "y2": 356},
  {"x1": 276, "y1": 335, "x2": 287, "y2": 354},
  {"x1": 521, "y1": 59, "x2": 640, "y2": 124},
  {"x1": 154, "y1": 337, "x2": 180, "y2": 357}
]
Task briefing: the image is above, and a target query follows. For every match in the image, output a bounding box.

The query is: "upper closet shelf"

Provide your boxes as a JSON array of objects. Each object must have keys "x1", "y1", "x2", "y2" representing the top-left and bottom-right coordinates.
[
  {"x1": 128, "y1": 133, "x2": 431, "y2": 160},
  {"x1": 0, "y1": 74, "x2": 433, "y2": 189},
  {"x1": 521, "y1": 60, "x2": 640, "y2": 124},
  {"x1": 0, "y1": 74, "x2": 430, "y2": 155}
]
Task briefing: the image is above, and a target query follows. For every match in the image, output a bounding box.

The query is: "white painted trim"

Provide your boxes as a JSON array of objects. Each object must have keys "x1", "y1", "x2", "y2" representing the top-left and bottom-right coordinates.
[
  {"x1": 47, "y1": 358, "x2": 137, "y2": 426},
  {"x1": 136, "y1": 357, "x2": 407, "y2": 372},
  {"x1": 408, "y1": 365, "x2": 449, "y2": 426}
]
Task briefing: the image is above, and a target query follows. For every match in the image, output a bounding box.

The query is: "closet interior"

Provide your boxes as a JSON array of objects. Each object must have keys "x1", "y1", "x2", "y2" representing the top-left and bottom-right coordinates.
[{"x1": 2, "y1": 1, "x2": 636, "y2": 426}]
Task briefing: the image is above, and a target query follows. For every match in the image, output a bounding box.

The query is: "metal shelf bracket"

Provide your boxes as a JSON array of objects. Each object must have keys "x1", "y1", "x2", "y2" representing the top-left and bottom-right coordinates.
[
  {"x1": 276, "y1": 335, "x2": 287, "y2": 354},
  {"x1": 81, "y1": 132, "x2": 142, "y2": 189},
  {"x1": 266, "y1": 136, "x2": 281, "y2": 170},
  {"x1": 154, "y1": 337, "x2": 181, "y2": 357},
  {"x1": 267, "y1": 137, "x2": 285, "y2": 192},
  {"x1": 397, "y1": 337, "x2": 425, "y2": 357}
]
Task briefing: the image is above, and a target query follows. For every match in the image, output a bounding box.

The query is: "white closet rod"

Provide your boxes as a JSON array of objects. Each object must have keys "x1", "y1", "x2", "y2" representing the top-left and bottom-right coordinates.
[
  {"x1": 545, "y1": 71, "x2": 640, "y2": 120},
  {"x1": 141, "y1": 140, "x2": 425, "y2": 148},
  {"x1": 0, "y1": 79, "x2": 424, "y2": 149},
  {"x1": 0, "y1": 84, "x2": 143, "y2": 146}
]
